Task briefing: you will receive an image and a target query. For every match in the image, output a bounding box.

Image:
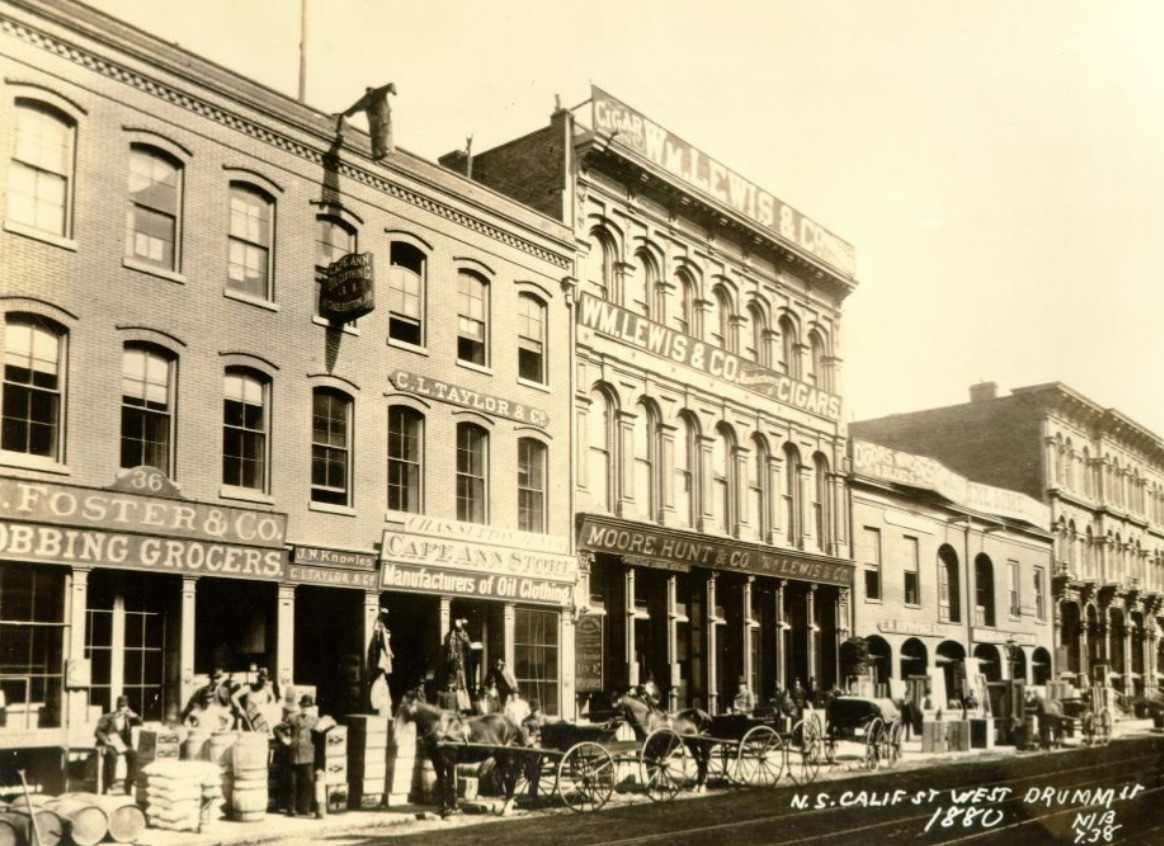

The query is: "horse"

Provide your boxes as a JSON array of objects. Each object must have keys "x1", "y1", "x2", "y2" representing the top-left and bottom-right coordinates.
[
  {"x1": 615, "y1": 693, "x2": 714, "y2": 792},
  {"x1": 394, "y1": 687, "x2": 525, "y2": 818}
]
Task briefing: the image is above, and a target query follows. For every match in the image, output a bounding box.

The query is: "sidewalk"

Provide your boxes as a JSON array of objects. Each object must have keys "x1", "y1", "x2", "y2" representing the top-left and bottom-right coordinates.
[{"x1": 133, "y1": 717, "x2": 1160, "y2": 846}]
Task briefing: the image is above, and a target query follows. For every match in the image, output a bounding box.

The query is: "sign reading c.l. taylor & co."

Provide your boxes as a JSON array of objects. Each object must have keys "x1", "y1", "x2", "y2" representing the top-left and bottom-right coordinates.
[{"x1": 320, "y1": 252, "x2": 374, "y2": 322}]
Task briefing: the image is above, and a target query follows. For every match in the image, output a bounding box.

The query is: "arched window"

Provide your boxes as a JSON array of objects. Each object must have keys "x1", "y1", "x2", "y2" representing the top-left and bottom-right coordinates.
[
  {"x1": 387, "y1": 405, "x2": 424, "y2": 513},
  {"x1": 518, "y1": 438, "x2": 547, "y2": 533},
  {"x1": 779, "y1": 315, "x2": 800, "y2": 379},
  {"x1": 388, "y1": 242, "x2": 425, "y2": 346},
  {"x1": 748, "y1": 303, "x2": 769, "y2": 366},
  {"x1": 2, "y1": 314, "x2": 65, "y2": 459},
  {"x1": 749, "y1": 434, "x2": 770, "y2": 540},
  {"x1": 456, "y1": 422, "x2": 488, "y2": 523},
  {"x1": 227, "y1": 183, "x2": 275, "y2": 300},
  {"x1": 626, "y1": 248, "x2": 655, "y2": 319},
  {"x1": 1064, "y1": 438, "x2": 1075, "y2": 491},
  {"x1": 783, "y1": 443, "x2": 802, "y2": 546},
  {"x1": 673, "y1": 414, "x2": 696, "y2": 528},
  {"x1": 975, "y1": 554, "x2": 996, "y2": 627},
  {"x1": 632, "y1": 401, "x2": 656, "y2": 521},
  {"x1": 809, "y1": 330, "x2": 831, "y2": 391},
  {"x1": 711, "y1": 284, "x2": 736, "y2": 352},
  {"x1": 672, "y1": 270, "x2": 697, "y2": 336},
  {"x1": 457, "y1": 271, "x2": 489, "y2": 365},
  {"x1": 121, "y1": 344, "x2": 174, "y2": 475},
  {"x1": 223, "y1": 367, "x2": 268, "y2": 492},
  {"x1": 10, "y1": 101, "x2": 74, "y2": 237},
  {"x1": 938, "y1": 545, "x2": 961, "y2": 622},
  {"x1": 126, "y1": 145, "x2": 182, "y2": 270},
  {"x1": 712, "y1": 424, "x2": 736, "y2": 534},
  {"x1": 812, "y1": 452, "x2": 830, "y2": 552},
  {"x1": 1081, "y1": 447, "x2": 1092, "y2": 498},
  {"x1": 312, "y1": 388, "x2": 352, "y2": 506},
  {"x1": 587, "y1": 388, "x2": 614, "y2": 511},
  {"x1": 517, "y1": 293, "x2": 547, "y2": 384},
  {"x1": 316, "y1": 216, "x2": 357, "y2": 320},
  {"x1": 585, "y1": 228, "x2": 616, "y2": 301}
]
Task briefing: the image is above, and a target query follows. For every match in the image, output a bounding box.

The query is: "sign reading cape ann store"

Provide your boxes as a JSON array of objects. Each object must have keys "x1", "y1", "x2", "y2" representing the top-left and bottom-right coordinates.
[
  {"x1": 591, "y1": 86, "x2": 855, "y2": 279},
  {"x1": 578, "y1": 294, "x2": 841, "y2": 420},
  {"x1": 0, "y1": 475, "x2": 287, "y2": 579},
  {"x1": 321, "y1": 252, "x2": 375, "y2": 322},
  {"x1": 392, "y1": 370, "x2": 549, "y2": 428},
  {"x1": 579, "y1": 514, "x2": 853, "y2": 587}
]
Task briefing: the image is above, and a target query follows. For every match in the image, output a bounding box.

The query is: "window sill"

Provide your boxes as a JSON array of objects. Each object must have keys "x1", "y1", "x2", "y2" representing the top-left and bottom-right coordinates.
[
  {"x1": 224, "y1": 288, "x2": 279, "y2": 312},
  {"x1": 517, "y1": 377, "x2": 550, "y2": 393},
  {"x1": 309, "y1": 501, "x2": 357, "y2": 517},
  {"x1": 386, "y1": 337, "x2": 427, "y2": 356},
  {"x1": 863, "y1": 597, "x2": 884, "y2": 605},
  {"x1": 4, "y1": 220, "x2": 78, "y2": 252},
  {"x1": 456, "y1": 359, "x2": 493, "y2": 377},
  {"x1": 219, "y1": 485, "x2": 274, "y2": 506},
  {"x1": 0, "y1": 452, "x2": 70, "y2": 475},
  {"x1": 122, "y1": 256, "x2": 186, "y2": 285},
  {"x1": 312, "y1": 315, "x2": 359, "y2": 335}
]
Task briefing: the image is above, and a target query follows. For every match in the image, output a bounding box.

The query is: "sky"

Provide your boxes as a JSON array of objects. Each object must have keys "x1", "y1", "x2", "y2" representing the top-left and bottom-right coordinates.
[{"x1": 82, "y1": 0, "x2": 1164, "y2": 435}]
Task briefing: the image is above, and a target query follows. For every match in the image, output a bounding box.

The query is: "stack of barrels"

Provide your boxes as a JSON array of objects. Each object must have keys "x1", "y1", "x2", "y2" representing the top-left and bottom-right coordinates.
[
  {"x1": 346, "y1": 716, "x2": 389, "y2": 809},
  {"x1": 207, "y1": 730, "x2": 237, "y2": 815},
  {"x1": 0, "y1": 796, "x2": 63, "y2": 846},
  {"x1": 42, "y1": 794, "x2": 145, "y2": 846},
  {"x1": 229, "y1": 732, "x2": 269, "y2": 822}
]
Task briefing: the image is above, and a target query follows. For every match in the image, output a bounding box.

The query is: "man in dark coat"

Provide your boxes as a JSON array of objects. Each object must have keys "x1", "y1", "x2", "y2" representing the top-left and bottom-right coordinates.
[
  {"x1": 484, "y1": 658, "x2": 519, "y2": 706},
  {"x1": 95, "y1": 695, "x2": 141, "y2": 794},
  {"x1": 274, "y1": 694, "x2": 320, "y2": 817}
]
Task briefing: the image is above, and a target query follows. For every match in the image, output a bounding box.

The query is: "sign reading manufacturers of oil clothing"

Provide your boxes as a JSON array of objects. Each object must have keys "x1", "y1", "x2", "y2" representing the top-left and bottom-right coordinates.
[
  {"x1": 0, "y1": 477, "x2": 287, "y2": 579},
  {"x1": 392, "y1": 370, "x2": 549, "y2": 428},
  {"x1": 590, "y1": 86, "x2": 856, "y2": 279},
  {"x1": 320, "y1": 252, "x2": 375, "y2": 322},
  {"x1": 579, "y1": 515, "x2": 853, "y2": 587},
  {"x1": 578, "y1": 294, "x2": 842, "y2": 421},
  {"x1": 381, "y1": 562, "x2": 571, "y2": 606}
]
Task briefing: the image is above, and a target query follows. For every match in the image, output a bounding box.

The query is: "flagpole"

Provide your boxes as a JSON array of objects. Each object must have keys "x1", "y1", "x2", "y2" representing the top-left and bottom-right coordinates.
[{"x1": 297, "y1": 0, "x2": 307, "y2": 103}]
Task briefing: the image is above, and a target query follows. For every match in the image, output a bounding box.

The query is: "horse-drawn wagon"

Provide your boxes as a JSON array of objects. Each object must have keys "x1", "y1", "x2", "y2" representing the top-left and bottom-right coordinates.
[{"x1": 810, "y1": 695, "x2": 905, "y2": 772}]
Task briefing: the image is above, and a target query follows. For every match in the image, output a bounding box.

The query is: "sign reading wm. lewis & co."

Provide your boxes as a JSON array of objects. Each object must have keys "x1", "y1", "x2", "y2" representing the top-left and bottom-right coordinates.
[{"x1": 320, "y1": 252, "x2": 375, "y2": 322}]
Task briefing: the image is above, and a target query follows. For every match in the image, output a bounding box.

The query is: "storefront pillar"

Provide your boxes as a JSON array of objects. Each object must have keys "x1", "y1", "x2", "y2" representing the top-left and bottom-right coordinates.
[
  {"x1": 742, "y1": 576, "x2": 755, "y2": 685},
  {"x1": 439, "y1": 597, "x2": 452, "y2": 648},
  {"x1": 276, "y1": 583, "x2": 295, "y2": 702},
  {"x1": 180, "y1": 577, "x2": 198, "y2": 710},
  {"x1": 561, "y1": 608, "x2": 577, "y2": 721},
  {"x1": 1079, "y1": 619, "x2": 1090, "y2": 681},
  {"x1": 503, "y1": 602, "x2": 516, "y2": 666},
  {"x1": 1124, "y1": 620, "x2": 1135, "y2": 690},
  {"x1": 666, "y1": 574, "x2": 679, "y2": 712},
  {"x1": 775, "y1": 580, "x2": 787, "y2": 689},
  {"x1": 1147, "y1": 629, "x2": 1158, "y2": 689},
  {"x1": 807, "y1": 585, "x2": 819, "y2": 689},
  {"x1": 362, "y1": 591, "x2": 380, "y2": 708},
  {"x1": 66, "y1": 567, "x2": 91, "y2": 736},
  {"x1": 625, "y1": 567, "x2": 638, "y2": 688},
  {"x1": 706, "y1": 573, "x2": 720, "y2": 714}
]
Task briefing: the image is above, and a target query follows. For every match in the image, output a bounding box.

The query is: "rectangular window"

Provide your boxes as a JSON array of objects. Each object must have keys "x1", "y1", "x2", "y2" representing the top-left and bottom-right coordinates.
[
  {"x1": 223, "y1": 370, "x2": 267, "y2": 491},
  {"x1": 1034, "y1": 566, "x2": 1046, "y2": 621},
  {"x1": 10, "y1": 104, "x2": 72, "y2": 236},
  {"x1": 517, "y1": 294, "x2": 546, "y2": 383},
  {"x1": 862, "y1": 526, "x2": 882, "y2": 601},
  {"x1": 85, "y1": 574, "x2": 167, "y2": 723},
  {"x1": 456, "y1": 423, "x2": 487, "y2": 523},
  {"x1": 904, "y1": 535, "x2": 920, "y2": 605},
  {"x1": 939, "y1": 557, "x2": 950, "y2": 621},
  {"x1": 312, "y1": 389, "x2": 350, "y2": 506},
  {"x1": 387, "y1": 406, "x2": 423, "y2": 513},
  {"x1": 126, "y1": 147, "x2": 180, "y2": 270},
  {"x1": 227, "y1": 185, "x2": 273, "y2": 299},
  {"x1": 457, "y1": 272, "x2": 488, "y2": 365},
  {"x1": 1009, "y1": 560, "x2": 1020, "y2": 618},
  {"x1": 315, "y1": 218, "x2": 356, "y2": 319},
  {"x1": 2, "y1": 316, "x2": 63, "y2": 459},
  {"x1": 388, "y1": 243, "x2": 425, "y2": 346},
  {"x1": 121, "y1": 346, "x2": 172, "y2": 474},
  {"x1": 0, "y1": 563, "x2": 66, "y2": 729},
  {"x1": 514, "y1": 607, "x2": 559, "y2": 715},
  {"x1": 518, "y1": 438, "x2": 546, "y2": 533}
]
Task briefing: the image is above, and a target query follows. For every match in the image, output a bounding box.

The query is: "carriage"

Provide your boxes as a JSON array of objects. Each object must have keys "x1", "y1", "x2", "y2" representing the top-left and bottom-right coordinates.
[{"x1": 801, "y1": 696, "x2": 905, "y2": 772}]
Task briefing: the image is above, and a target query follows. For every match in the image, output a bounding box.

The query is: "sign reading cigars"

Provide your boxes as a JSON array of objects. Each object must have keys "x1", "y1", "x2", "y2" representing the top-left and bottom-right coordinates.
[
  {"x1": 578, "y1": 294, "x2": 841, "y2": 420},
  {"x1": 0, "y1": 475, "x2": 287, "y2": 580},
  {"x1": 591, "y1": 86, "x2": 856, "y2": 279},
  {"x1": 579, "y1": 514, "x2": 853, "y2": 587}
]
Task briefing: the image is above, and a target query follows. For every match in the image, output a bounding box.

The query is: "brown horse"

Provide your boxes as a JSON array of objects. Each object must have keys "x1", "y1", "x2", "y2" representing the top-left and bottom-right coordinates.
[
  {"x1": 616, "y1": 693, "x2": 714, "y2": 792},
  {"x1": 394, "y1": 687, "x2": 525, "y2": 818}
]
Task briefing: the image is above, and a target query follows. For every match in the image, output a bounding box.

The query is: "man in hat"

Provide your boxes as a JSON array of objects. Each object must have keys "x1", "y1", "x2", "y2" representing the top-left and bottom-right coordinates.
[
  {"x1": 483, "y1": 657, "x2": 518, "y2": 707},
  {"x1": 233, "y1": 667, "x2": 278, "y2": 731},
  {"x1": 95, "y1": 695, "x2": 141, "y2": 794},
  {"x1": 274, "y1": 694, "x2": 321, "y2": 817},
  {"x1": 181, "y1": 668, "x2": 228, "y2": 723},
  {"x1": 732, "y1": 675, "x2": 756, "y2": 714}
]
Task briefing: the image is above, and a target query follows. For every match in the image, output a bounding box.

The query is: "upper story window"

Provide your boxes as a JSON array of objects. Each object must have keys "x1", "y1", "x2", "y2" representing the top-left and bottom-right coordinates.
[
  {"x1": 1033, "y1": 566, "x2": 1046, "y2": 621},
  {"x1": 227, "y1": 184, "x2": 274, "y2": 300},
  {"x1": 315, "y1": 216, "x2": 356, "y2": 318},
  {"x1": 517, "y1": 294, "x2": 546, "y2": 384},
  {"x1": 711, "y1": 284, "x2": 737, "y2": 352},
  {"x1": 904, "y1": 535, "x2": 920, "y2": 605},
  {"x1": 779, "y1": 315, "x2": 800, "y2": 379},
  {"x1": 783, "y1": 442, "x2": 802, "y2": 547},
  {"x1": 518, "y1": 438, "x2": 547, "y2": 534},
  {"x1": 121, "y1": 344, "x2": 174, "y2": 475},
  {"x1": 627, "y1": 249, "x2": 655, "y2": 319},
  {"x1": 388, "y1": 242, "x2": 425, "y2": 346},
  {"x1": 1008, "y1": 559, "x2": 1020, "y2": 618},
  {"x1": 862, "y1": 526, "x2": 882, "y2": 601},
  {"x1": 456, "y1": 422, "x2": 488, "y2": 523},
  {"x1": 585, "y1": 229, "x2": 616, "y2": 301},
  {"x1": 938, "y1": 544, "x2": 961, "y2": 622},
  {"x1": 672, "y1": 270, "x2": 697, "y2": 337},
  {"x1": 809, "y1": 330, "x2": 831, "y2": 391},
  {"x1": 712, "y1": 425, "x2": 735, "y2": 534},
  {"x1": 673, "y1": 414, "x2": 696, "y2": 529},
  {"x1": 312, "y1": 388, "x2": 351, "y2": 506},
  {"x1": 631, "y1": 401, "x2": 656, "y2": 522},
  {"x1": 387, "y1": 405, "x2": 423, "y2": 513},
  {"x1": 586, "y1": 388, "x2": 613, "y2": 512},
  {"x1": 126, "y1": 145, "x2": 182, "y2": 271},
  {"x1": 975, "y1": 554, "x2": 996, "y2": 627},
  {"x1": 748, "y1": 303, "x2": 769, "y2": 367},
  {"x1": 749, "y1": 435, "x2": 769, "y2": 540},
  {"x1": 223, "y1": 368, "x2": 268, "y2": 492},
  {"x1": 2, "y1": 315, "x2": 64, "y2": 460},
  {"x1": 9, "y1": 102, "x2": 73, "y2": 237},
  {"x1": 457, "y1": 271, "x2": 489, "y2": 366}
]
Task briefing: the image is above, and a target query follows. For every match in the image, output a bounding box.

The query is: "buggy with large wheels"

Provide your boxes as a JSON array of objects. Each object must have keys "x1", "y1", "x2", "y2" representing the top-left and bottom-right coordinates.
[
  {"x1": 821, "y1": 696, "x2": 904, "y2": 771},
  {"x1": 642, "y1": 711, "x2": 786, "y2": 793}
]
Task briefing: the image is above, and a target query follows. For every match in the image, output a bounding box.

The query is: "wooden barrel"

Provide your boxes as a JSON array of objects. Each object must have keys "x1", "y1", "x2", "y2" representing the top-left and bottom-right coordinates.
[
  {"x1": 183, "y1": 729, "x2": 211, "y2": 760},
  {"x1": 231, "y1": 731, "x2": 269, "y2": 773},
  {"x1": 209, "y1": 730, "x2": 238, "y2": 768},
  {"x1": 89, "y1": 797, "x2": 146, "y2": 844},
  {"x1": 231, "y1": 779, "x2": 267, "y2": 822},
  {"x1": 42, "y1": 798, "x2": 107, "y2": 846},
  {"x1": 0, "y1": 814, "x2": 21, "y2": 846},
  {"x1": 2, "y1": 808, "x2": 64, "y2": 846}
]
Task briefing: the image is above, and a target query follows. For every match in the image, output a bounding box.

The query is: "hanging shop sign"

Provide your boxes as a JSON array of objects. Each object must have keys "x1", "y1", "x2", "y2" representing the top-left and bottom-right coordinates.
[
  {"x1": 320, "y1": 252, "x2": 375, "y2": 322},
  {"x1": 575, "y1": 613, "x2": 605, "y2": 693},
  {"x1": 590, "y1": 86, "x2": 856, "y2": 279},
  {"x1": 577, "y1": 294, "x2": 841, "y2": 421},
  {"x1": 578, "y1": 514, "x2": 853, "y2": 587},
  {"x1": 292, "y1": 545, "x2": 377, "y2": 570},
  {"x1": 381, "y1": 561, "x2": 571, "y2": 606},
  {"x1": 391, "y1": 370, "x2": 550, "y2": 428}
]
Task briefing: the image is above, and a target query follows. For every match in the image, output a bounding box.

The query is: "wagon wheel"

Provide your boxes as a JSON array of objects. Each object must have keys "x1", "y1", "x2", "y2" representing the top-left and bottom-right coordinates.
[
  {"x1": 641, "y1": 728, "x2": 689, "y2": 801},
  {"x1": 883, "y1": 719, "x2": 904, "y2": 768},
  {"x1": 556, "y1": 741, "x2": 615, "y2": 812},
  {"x1": 863, "y1": 717, "x2": 885, "y2": 771},
  {"x1": 1095, "y1": 707, "x2": 1113, "y2": 746},
  {"x1": 788, "y1": 716, "x2": 822, "y2": 785},
  {"x1": 733, "y1": 725, "x2": 784, "y2": 787}
]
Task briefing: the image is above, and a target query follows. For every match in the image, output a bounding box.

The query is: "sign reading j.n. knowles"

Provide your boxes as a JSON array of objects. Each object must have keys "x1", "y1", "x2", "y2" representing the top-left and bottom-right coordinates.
[
  {"x1": 293, "y1": 545, "x2": 377, "y2": 570},
  {"x1": 320, "y1": 252, "x2": 375, "y2": 322},
  {"x1": 578, "y1": 294, "x2": 841, "y2": 421},
  {"x1": 392, "y1": 370, "x2": 549, "y2": 428},
  {"x1": 590, "y1": 86, "x2": 856, "y2": 279},
  {"x1": 578, "y1": 514, "x2": 853, "y2": 587}
]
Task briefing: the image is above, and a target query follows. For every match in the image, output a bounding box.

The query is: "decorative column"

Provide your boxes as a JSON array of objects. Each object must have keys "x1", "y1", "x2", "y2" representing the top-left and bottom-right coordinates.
[
  {"x1": 1147, "y1": 627, "x2": 1159, "y2": 689},
  {"x1": 658, "y1": 422, "x2": 677, "y2": 525},
  {"x1": 706, "y1": 573, "x2": 720, "y2": 714},
  {"x1": 503, "y1": 603, "x2": 516, "y2": 668},
  {"x1": 66, "y1": 568, "x2": 91, "y2": 734},
  {"x1": 697, "y1": 434, "x2": 715, "y2": 533},
  {"x1": 742, "y1": 576, "x2": 755, "y2": 685},
  {"x1": 182, "y1": 577, "x2": 200, "y2": 710},
  {"x1": 625, "y1": 567, "x2": 638, "y2": 688},
  {"x1": 616, "y1": 408, "x2": 636, "y2": 518},
  {"x1": 797, "y1": 462, "x2": 812, "y2": 550},
  {"x1": 837, "y1": 587, "x2": 851, "y2": 642},
  {"x1": 362, "y1": 591, "x2": 380, "y2": 708},
  {"x1": 1078, "y1": 618, "x2": 1090, "y2": 682},
  {"x1": 775, "y1": 580, "x2": 787, "y2": 688},
  {"x1": 733, "y1": 442, "x2": 751, "y2": 539},
  {"x1": 767, "y1": 452, "x2": 783, "y2": 545},
  {"x1": 807, "y1": 584, "x2": 819, "y2": 690},
  {"x1": 439, "y1": 597, "x2": 452, "y2": 647},
  {"x1": 1124, "y1": 615, "x2": 1135, "y2": 692},
  {"x1": 667, "y1": 574, "x2": 680, "y2": 712}
]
